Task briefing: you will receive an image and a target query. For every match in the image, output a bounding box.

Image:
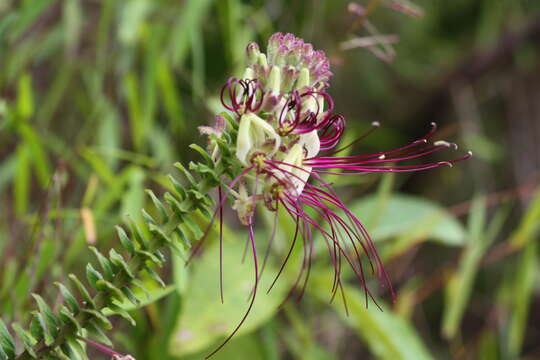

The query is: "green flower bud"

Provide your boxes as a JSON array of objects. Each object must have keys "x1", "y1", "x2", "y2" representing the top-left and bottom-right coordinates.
[
  {"x1": 296, "y1": 68, "x2": 310, "y2": 90},
  {"x1": 267, "y1": 66, "x2": 281, "y2": 95}
]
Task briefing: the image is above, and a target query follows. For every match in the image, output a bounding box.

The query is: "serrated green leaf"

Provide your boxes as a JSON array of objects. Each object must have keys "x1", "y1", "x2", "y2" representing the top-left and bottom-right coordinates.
[
  {"x1": 58, "y1": 307, "x2": 81, "y2": 333},
  {"x1": 174, "y1": 162, "x2": 197, "y2": 186},
  {"x1": 183, "y1": 216, "x2": 204, "y2": 239},
  {"x1": 32, "y1": 294, "x2": 60, "y2": 334},
  {"x1": 127, "y1": 216, "x2": 148, "y2": 249},
  {"x1": 115, "y1": 226, "x2": 135, "y2": 255},
  {"x1": 68, "y1": 274, "x2": 95, "y2": 308},
  {"x1": 85, "y1": 320, "x2": 111, "y2": 346},
  {"x1": 88, "y1": 247, "x2": 114, "y2": 281},
  {"x1": 144, "y1": 266, "x2": 165, "y2": 287},
  {"x1": 33, "y1": 313, "x2": 54, "y2": 346},
  {"x1": 108, "y1": 249, "x2": 134, "y2": 279},
  {"x1": 54, "y1": 282, "x2": 80, "y2": 314},
  {"x1": 135, "y1": 249, "x2": 162, "y2": 266},
  {"x1": 64, "y1": 336, "x2": 87, "y2": 360},
  {"x1": 12, "y1": 323, "x2": 37, "y2": 358},
  {"x1": 167, "y1": 176, "x2": 187, "y2": 200},
  {"x1": 148, "y1": 223, "x2": 170, "y2": 245},
  {"x1": 165, "y1": 192, "x2": 189, "y2": 215},
  {"x1": 0, "y1": 319, "x2": 15, "y2": 359},
  {"x1": 82, "y1": 310, "x2": 112, "y2": 330},
  {"x1": 86, "y1": 264, "x2": 104, "y2": 289},
  {"x1": 95, "y1": 280, "x2": 125, "y2": 302},
  {"x1": 145, "y1": 189, "x2": 169, "y2": 223},
  {"x1": 141, "y1": 208, "x2": 156, "y2": 224},
  {"x1": 104, "y1": 304, "x2": 136, "y2": 326},
  {"x1": 189, "y1": 143, "x2": 214, "y2": 165},
  {"x1": 120, "y1": 286, "x2": 139, "y2": 306},
  {"x1": 0, "y1": 346, "x2": 9, "y2": 360}
]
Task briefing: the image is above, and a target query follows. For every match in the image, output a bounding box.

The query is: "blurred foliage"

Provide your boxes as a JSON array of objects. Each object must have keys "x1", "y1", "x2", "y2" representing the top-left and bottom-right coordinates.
[{"x1": 1, "y1": 0, "x2": 540, "y2": 359}]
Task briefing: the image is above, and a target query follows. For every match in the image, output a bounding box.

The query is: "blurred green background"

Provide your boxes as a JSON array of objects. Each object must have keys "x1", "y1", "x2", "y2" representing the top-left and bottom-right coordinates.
[{"x1": 1, "y1": 0, "x2": 540, "y2": 359}]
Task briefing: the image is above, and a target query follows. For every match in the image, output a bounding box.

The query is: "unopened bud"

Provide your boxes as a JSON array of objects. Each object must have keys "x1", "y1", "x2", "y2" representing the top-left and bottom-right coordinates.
[
  {"x1": 295, "y1": 68, "x2": 310, "y2": 90},
  {"x1": 246, "y1": 42, "x2": 260, "y2": 65},
  {"x1": 267, "y1": 66, "x2": 281, "y2": 95},
  {"x1": 257, "y1": 53, "x2": 268, "y2": 69},
  {"x1": 243, "y1": 67, "x2": 255, "y2": 80}
]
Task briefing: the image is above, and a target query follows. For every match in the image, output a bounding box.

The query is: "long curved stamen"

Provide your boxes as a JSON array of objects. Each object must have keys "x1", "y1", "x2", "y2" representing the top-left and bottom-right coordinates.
[
  {"x1": 218, "y1": 186, "x2": 224, "y2": 304},
  {"x1": 220, "y1": 78, "x2": 265, "y2": 115},
  {"x1": 205, "y1": 219, "x2": 259, "y2": 359},
  {"x1": 266, "y1": 161, "x2": 393, "y2": 300},
  {"x1": 187, "y1": 166, "x2": 255, "y2": 265},
  {"x1": 310, "y1": 151, "x2": 472, "y2": 175}
]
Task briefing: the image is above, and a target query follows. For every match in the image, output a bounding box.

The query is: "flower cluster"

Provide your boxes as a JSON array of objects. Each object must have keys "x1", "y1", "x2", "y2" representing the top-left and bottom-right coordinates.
[{"x1": 201, "y1": 32, "x2": 471, "y2": 358}]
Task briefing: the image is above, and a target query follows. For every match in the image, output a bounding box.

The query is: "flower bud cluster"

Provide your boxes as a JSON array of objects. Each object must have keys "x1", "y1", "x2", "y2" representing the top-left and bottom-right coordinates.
[{"x1": 217, "y1": 33, "x2": 341, "y2": 224}]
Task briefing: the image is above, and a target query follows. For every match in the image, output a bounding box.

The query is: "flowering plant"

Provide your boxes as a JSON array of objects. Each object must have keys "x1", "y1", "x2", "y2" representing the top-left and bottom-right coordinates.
[
  {"x1": 0, "y1": 33, "x2": 470, "y2": 360},
  {"x1": 199, "y1": 32, "x2": 471, "y2": 357}
]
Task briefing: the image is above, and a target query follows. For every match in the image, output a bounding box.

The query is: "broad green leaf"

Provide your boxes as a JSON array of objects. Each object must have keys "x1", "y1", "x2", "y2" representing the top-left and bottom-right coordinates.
[
  {"x1": 169, "y1": 238, "x2": 289, "y2": 356},
  {"x1": 349, "y1": 193, "x2": 466, "y2": 246},
  {"x1": 181, "y1": 333, "x2": 265, "y2": 360},
  {"x1": 309, "y1": 271, "x2": 433, "y2": 360}
]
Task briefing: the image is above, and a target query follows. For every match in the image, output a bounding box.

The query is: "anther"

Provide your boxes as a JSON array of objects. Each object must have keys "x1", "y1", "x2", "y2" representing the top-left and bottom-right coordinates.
[{"x1": 438, "y1": 161, "x2": 453, "y2": 167}]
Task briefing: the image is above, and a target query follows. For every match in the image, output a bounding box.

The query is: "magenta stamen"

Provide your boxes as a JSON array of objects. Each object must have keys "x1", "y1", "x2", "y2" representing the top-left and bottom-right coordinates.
[
  {"x1": 218, "y1": 186, "x2": 224, "y2": 304},
  {"x1": 206, "y1": 220, "x2": 259, "y2": 359}
]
